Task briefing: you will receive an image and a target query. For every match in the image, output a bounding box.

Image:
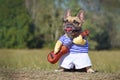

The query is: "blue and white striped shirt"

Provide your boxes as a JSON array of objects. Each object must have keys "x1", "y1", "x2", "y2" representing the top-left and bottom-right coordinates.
[{"x1": 59, "y1": 34, "x2": 88, "y2": 53}]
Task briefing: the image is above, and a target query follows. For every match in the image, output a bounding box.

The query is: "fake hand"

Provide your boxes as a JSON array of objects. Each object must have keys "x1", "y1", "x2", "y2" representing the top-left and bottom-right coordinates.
[
  {"x1": 54, "y1": 40, "x2": 62, "y2": 54},
  {"x1": 73, "y1": 35, "x2": 86, "y2": 45}
]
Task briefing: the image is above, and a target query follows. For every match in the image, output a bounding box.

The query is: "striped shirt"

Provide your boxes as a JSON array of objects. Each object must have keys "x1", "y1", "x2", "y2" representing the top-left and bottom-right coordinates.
[{"x1": 59, "y1": 34, "x2": 88, "y2": 53}]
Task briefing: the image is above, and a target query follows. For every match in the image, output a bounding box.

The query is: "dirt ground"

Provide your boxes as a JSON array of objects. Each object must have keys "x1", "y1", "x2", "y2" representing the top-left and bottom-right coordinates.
[{"x1": 0, "y1": 69, "x2": 120, "y2": 80}]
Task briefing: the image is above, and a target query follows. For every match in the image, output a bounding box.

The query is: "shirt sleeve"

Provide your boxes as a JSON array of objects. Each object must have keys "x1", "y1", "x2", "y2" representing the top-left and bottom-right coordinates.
[{"x1": 59, "y1": 35, "x2": 72, "y2": 48}]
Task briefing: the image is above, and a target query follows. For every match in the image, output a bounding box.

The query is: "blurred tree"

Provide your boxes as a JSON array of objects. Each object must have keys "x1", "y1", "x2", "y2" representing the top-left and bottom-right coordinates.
[
  {"x1": 0, "y1": 0, "x2": 34, "y2": 48},
  {"x1": 25, "y1": 0, "x2": 120, "y2": 49},
  {"x1": 25, "y1": 0, "x2": 64, "y2": 47},
  {"x1": 0, "y1": 0, "x2": 120, "y2": 49},
  {"x1": 100, "y1": 0, "x2": 120, "y2": 49},
  {"x1": 78, "y1": 0, "x2": 120, "y2": 49}
]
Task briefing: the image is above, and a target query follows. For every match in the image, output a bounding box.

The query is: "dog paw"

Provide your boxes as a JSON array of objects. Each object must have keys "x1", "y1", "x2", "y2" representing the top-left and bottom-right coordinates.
[
  {"x1": 87, "y1": 68, "x2": 95, "y2": 73},
  {"x1": 54, "y1": 68, "x2": 64, "y2": 72}
]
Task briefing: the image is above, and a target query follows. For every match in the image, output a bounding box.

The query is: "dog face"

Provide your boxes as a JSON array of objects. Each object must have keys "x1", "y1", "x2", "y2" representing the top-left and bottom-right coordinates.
[
  {"x1": 63, "y1": 9, "x2": 85, "y2": 28},
  {"x1": 63, "y1": 9, "x2": 85, "y2": 38}
]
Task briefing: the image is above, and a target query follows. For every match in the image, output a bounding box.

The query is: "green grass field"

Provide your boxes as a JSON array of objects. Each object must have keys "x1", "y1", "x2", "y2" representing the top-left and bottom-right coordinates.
[{"x1": 0, "y1": 49, "x2": 119, "y2": 73}]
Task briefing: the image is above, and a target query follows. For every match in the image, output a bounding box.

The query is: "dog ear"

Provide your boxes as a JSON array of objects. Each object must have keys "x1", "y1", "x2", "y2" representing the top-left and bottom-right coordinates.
[
  {"x1": 64, "y1": 9, "x2": 71, "y2": 20},
  {"x1": 77, "y1": 10, "x2": 85, "y2": 21}
]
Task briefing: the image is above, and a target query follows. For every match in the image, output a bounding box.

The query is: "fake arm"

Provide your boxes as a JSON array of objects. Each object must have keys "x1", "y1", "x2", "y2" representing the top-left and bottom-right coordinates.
[
  {"x1": 54, "y1": 40, "x2": 62, "y2": 54},
  {"x1": 73, "y1": 35, "x2": 86, "y2": 45}
]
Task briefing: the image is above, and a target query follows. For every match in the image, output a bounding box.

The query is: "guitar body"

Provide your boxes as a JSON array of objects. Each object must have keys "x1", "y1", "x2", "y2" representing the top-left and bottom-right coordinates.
[{"x1": 47, "y1": 46, "x2": 68, "y2": 64}]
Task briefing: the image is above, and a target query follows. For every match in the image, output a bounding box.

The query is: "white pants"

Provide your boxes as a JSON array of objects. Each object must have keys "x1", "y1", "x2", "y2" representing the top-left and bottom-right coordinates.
[{"x1": 59, "y1": 52, "x2": 92, "y2": 69}]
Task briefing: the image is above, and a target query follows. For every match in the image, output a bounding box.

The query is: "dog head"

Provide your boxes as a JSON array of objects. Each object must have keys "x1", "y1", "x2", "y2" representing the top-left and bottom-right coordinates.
[
  {"x1": 63, "y1": 9, "x2": 85, "y2": 28},
  {"x1": 63, "y1": 9, "x2": 85, "y2": 37}
]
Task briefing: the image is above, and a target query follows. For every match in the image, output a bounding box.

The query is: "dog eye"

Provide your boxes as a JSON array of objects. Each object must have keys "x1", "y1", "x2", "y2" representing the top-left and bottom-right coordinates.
[
  {"x1": 73, "y1": 20, "x2": 79, "y2": 25},
  {"x1": 63, "y1": 19, "x2": 68, "y2": 23}
]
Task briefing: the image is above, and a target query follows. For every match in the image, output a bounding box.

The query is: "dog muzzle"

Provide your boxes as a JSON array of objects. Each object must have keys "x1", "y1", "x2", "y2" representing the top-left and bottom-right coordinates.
[{"x1": 64, "y1": 24, "x2": 81, "y2": 34}]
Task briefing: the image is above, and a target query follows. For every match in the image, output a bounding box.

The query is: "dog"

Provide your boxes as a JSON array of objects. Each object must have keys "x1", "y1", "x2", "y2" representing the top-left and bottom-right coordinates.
[{"x1": 48, "y1": 9, "x2": 94, "y2": 73}]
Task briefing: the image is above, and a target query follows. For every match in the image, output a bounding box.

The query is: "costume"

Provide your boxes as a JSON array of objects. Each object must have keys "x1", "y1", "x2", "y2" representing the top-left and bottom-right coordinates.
[{"x1": 58, "y1": 34, "x2": 92, "y2": 69}]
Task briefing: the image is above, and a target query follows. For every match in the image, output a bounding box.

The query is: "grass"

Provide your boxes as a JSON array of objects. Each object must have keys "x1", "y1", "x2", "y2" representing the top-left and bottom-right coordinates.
[
  {"x1": 0, "y1": 49, "x2": 119, "y2": 73},
  {"x1": 0, "y1": 49, "x2": 57, "y2": 70},
  {"x1": 89, "y1": 50, "x2": 120, "y2": 73}
]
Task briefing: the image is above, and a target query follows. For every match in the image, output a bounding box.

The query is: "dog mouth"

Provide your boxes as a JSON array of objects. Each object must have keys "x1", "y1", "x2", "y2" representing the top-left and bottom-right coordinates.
[{"x1": 64, "y1": 24, "x2": 81, "y2": 34}]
